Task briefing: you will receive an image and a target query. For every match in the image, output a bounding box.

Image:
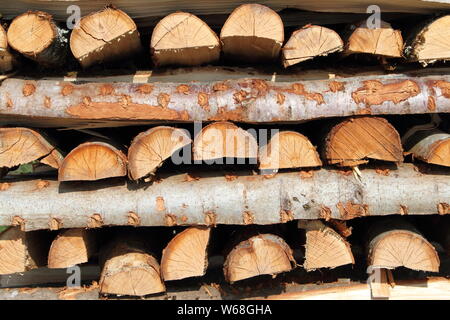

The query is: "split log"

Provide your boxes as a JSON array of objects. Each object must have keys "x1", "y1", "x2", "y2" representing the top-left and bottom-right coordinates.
[
  {"x1": 0, "y1": 227, "x2": 52, "y2": 274},
  {"x1": 0, "y1": 164, "x2": 448, "y2": 230},
  {"x1": 220, "y1": 4, "x2": 284, "y2": 62},
  {"x1": 0, "y1": 25, "x2": 15, "y2": 73},
  {"x1": 344, "y1": 20, "x2": 403, "y2": 58},
  {"x1": 258, "y1": 131, "x2": 321, "y2": 170},
  {"x1": 48, "y1": 229, "x2": 97, "y2": 269},
  {"x1": 128, "y1": 126, "x2": 191, "y2": 180},
  {"x1": 160, "y1": 227, "x2": 210, "y2": 281},
  {"x1": 70, "y1": 6, "x2": 142, "y2": 68},
  {"x1": 404, "y1": 15, "x2": 450, "y2": 66},
  {"x1": 223, "y1": 233, "x2": 295, "y2": 282},
  {"x1": 6, "y1": 11, "x2": 67, "y2": 67},
  {"x1": 99, "y1": 236, "x2": 165, "y2": 296},
  {"x1": 193, "y1": 121, "x2": 258, "y2": 162},
  {"x1": 58, "y1": 141, "x2": 127, "y2": 181},
  {"x1": 0, "y1": 127, "x2": 63, "y2": 169},
  {"x1": 403, "y1": 129, "x2": 450, "y2": 167},
  {"x1": 1, "y1": 74, "x2": 449, "y2": 127},
  {"x1": 366, "y1": 218, "x2": 440, "y2": 272},
  {"x1": 151, "y1": 12, "x2": 220, "y2": 67},
  {"x1": 282, "y1": 25, "x2": 343, "y2": 67},
  {"x1": 298, "y1": 220, "x2": 354, "y2": 271},
  {"x1": 323, "y1": 117, "x2": 403, "y2": 166}
]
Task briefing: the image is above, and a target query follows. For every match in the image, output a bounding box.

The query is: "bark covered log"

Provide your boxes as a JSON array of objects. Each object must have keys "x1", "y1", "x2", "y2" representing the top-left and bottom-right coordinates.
[
  {"x1": 0, "y1": 164, "x2": 448, "y2": 230},
  {"x1": 1, "y1": 74, "x2": 449, "y2": 126}
]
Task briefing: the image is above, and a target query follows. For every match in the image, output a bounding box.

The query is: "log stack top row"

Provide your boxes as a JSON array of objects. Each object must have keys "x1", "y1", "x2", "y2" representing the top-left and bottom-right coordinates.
[{"x1": 2, "y1": 4, "x2": 450, "y2": 71}]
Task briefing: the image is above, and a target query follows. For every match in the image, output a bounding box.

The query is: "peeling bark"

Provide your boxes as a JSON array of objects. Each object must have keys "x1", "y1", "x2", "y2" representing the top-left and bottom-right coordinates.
[
  {"x1": 1, "y1": 74, "x2": 449, "y2": 126},
  {"x1": 0, "y1": 164, "x2": 448, "y2": 230}
]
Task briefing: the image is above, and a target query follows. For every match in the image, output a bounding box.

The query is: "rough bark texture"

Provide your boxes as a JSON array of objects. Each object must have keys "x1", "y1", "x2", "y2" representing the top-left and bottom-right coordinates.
[
  {"x1": 298, "y1": 220, "x2": 354, "y2": 271},
  {"x1": 47, "y1": 228, "x2": 97, "y2": 269},
  {"x1": 58, "y1": 141, "x2": 128, "y2": 181},
  {"x1": 0, "y1": 227, "x2": 52, "y2": 274},
  {"x1": 223, "y1": 233, "x2": 295, "y2": 282},
  {"x1": 151, "y1": 12, "x2": 220, "y2": 67},
  {"x1": 6, "y1": 11, "x2": 68, "y2": 67},
  {"x1": 0, "y1": 164, "x2": 448, "y2": 230},
  {"x1": 404, "y1": 129, "x2": 450, "y2": 167},
  {"x1": 366, "y1": 218, "x2": 440, "y2": 272},
  {"x1": 1, "y1": 74, "x2": 449, "y2": 126},
  {"x1": 161, "y1": 227, "x2": 211, "y2": 281},
  {"x1": 70, "y1": 6, "x2": 142, "y2": 68}
]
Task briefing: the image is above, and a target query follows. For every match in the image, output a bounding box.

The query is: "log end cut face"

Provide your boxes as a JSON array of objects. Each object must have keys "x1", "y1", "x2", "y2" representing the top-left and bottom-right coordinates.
[
  {"x1": 7, "y1": 11, "x2": 56, "y2": 56},
  {"x1": 128, "y1": 126, "x2": 191, "y2": 180},
  {"x1": 100, "y1": 251, "x2": 165, "y2": 296},
  {"x1": 0, "y1": 127, "x2": 63, "y2": 169},
  {"x1": 58, "y1": 141, "x2": 127, "y2": 181},
  {"x1": 0, "y1": 25, "x2": 8, "y2": 50},
  {"x1": 324, "y1": 117, "x2": 403, "y2": 166},
  {"x1": 161, "y1": 227, "x2": 210, "y2": 281},
  {"x1": 220, "y1": 4, "x2": 284, "y2": 61},
  {"x1": 369, "y1": 230, "x2": 440, "y2": 272},
  {"x1": 409, "y1": 15, "x2": 450, "y2": 63},
  {"x1": 282, "y1": 25, "x2": 343, "y2": 67},
  {"x1": 223, "y1": 234, "x2": 295, "y2": 282},
  {"x1": 48, "y1": 229, "x2": 94, "y2": 269},
  {"x1": 70, "y1": 7, "x2": 141, "y2": 67},
  {"x1": 0, "y1": 227, "x2": 27, "y2": 274},
  {"x1": 408, "y1": 132, "x2": 450, "y2": 167},
  {"x1": 193, "y1": 121, "x2": 258, "y2": 161},
  {"x1": 151, "y1": 12, "x2": 220, "y2": 66},
  {"x1": 303, "y1": 223, "x2": 354, "y2": 271},
  {"x1": 259, "y1": 131, "x2": 322, "y2": 170},
  {"x1": 346, "y1": 20, "x2": 403, "y2": 58}
]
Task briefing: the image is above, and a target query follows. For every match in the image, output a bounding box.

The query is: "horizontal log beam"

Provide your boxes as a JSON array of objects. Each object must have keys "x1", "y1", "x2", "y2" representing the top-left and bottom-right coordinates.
[
  {"x1": 1, "y1": 74, "x2": 450, "y2": 127},
  {"x1": 0, "y1": 164, "x2": 448, "y2": 230}
]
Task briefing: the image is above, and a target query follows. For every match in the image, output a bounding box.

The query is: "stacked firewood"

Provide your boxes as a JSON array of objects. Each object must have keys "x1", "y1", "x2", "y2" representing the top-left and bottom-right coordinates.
[{"x1": 0, "y1": 3, "x2": 449, "y2": 299}]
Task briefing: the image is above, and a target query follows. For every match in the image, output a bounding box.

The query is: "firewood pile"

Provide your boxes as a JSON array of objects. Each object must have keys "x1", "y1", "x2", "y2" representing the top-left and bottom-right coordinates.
[{"x1": 0, "y1": 2, "x2": 449, "y2": 300}]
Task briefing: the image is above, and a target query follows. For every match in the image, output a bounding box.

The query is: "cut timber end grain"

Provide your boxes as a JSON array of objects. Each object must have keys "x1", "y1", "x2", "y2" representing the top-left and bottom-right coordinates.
[
  {"x1": 0, "y1": 227, "x2": 50, "y2": 274},
  {"x1": 193, "y1": 121, "x2": 258, "y2": 161},
  {"x1": 128, "y1": 126, "x2": 191, "y2": 180},
  {"x1": 367, "y1": 218, "x2": 439, "y2": 272},
  {"x1": 70, "y1": 7, "x2": 142, "y2": 68},
  {"x1": 48, "y1": 229, "x2": 96, "y2": 269},
  {"x1": 324, "y1": 117, "x2": 403, "y2": 166},
  {"x1": 151, "y1": 12, "x2": 220, "y2": 66},
  {"x1": 345, "y1": 20, "x2": 403, "y2": 58},
  {"x1": 58, "y1": 141, "x2": 127, "y2": 181},
  {"x1": 161, "y1": 227, "x2": 210, "y2": 281},
  {"x1": 223, "y1": 234, "x2": 295, "y2": 282},
  {"x1": 0, "y1": 25, "x2": 15, "y2": 73},
  {"x1": 0, "y1": 127, "x2": 63, "y2": 169},
  {"x1": 220, "y1": 4, "x2": 284, "y2": 62},
  {"x1": 99, "y1": 241, "x2": 165, "y2": 296},
  {"x1": 299, "y1": 220, "x2": 354, "y2": 271},
  {"x1": 7, "y1": 11, "x2": 67, "y2": 67},
  {"x1": 405, "y1": 15, "x2": 450, "y2": 65},
  {"x1": 259, "y1": 131, "x2": 322, "y2": 170},
  {"x1": 282, "y1": 25, "x2": 343, "y2": 68},
  {"x1": 404, "y1": 129, "x2": 450, "y2": 167}
]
